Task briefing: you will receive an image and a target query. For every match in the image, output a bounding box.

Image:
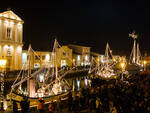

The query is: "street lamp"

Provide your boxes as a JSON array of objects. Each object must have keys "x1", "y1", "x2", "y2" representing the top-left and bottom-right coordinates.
[
  {"x1": 120, "y1": 62, "x2": 125, "y2": 71},
  {"x1": 143, "y1": 60, "x2": 147, "y2": 71},
  {"x1": 120, "y1": 62, "x2": 126, "y2": 80},
  {"x1": 0, "y1": 58, "x2": 7, "y2": 111}
]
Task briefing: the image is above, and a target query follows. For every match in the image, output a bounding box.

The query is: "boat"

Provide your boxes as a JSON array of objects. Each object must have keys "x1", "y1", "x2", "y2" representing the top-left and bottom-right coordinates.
[
  {"x1": 7, "y1": 39, "x2": 73, "y2": 106},
  {"x1": 89, "y1": 43, "x2": 118, "y2": 79},
  {"x1": 128, "y1": 31, "x2": 143, "y2": 73}
]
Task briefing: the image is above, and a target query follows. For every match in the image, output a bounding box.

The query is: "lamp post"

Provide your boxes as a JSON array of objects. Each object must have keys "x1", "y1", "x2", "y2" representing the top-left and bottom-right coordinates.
[
  {"x1": 120, "y1": 62, "x2": 126, "y2": 80},
  {"x1": 143, "y1": 60, "x2": 147, "y2": 71},
  {"x1": 0, "y1": 59, "x2": 7, "y2": 111}
]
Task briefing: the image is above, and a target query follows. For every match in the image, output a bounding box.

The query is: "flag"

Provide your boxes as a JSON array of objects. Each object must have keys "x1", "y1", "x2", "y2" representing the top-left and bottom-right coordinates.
[{"x1": 129, "y1": 32, "x2": 138, "y2": 39}]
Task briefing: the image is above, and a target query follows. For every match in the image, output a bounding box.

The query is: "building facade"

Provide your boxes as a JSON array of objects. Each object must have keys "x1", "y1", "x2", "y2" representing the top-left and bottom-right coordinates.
[
  {"x1": 0, "y1": 10, "x2": 23, "y2": 70},
  {"x1": 68, "y1": 44, "x2": 91, "y2": 66},
  {"x1": 22, "y1": 45, "x2": 72, "y2": 69}
]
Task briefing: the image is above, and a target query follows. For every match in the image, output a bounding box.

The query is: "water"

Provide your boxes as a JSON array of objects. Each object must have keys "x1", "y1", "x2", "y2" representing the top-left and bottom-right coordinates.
[{"x1": 66, "y1": 75, "x2": 91, "y2": 91}]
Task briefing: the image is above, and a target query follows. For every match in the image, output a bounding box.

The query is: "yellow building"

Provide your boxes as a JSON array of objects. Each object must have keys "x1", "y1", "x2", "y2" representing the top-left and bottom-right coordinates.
[
  {"x1": 22, "y1": 50, "x2": 51, "y2": 69},
  {"x1": 56, "y1": 46, "x2": 72, "y2": 67},
  {"x1": 0, "y1": 10, "x2": 23, "y2": 71},
  {"x1": 22, "y1": 46, "x2": 72, "y2": 69},
  {"x1": 68, "y1": 44, "x2": 90, "y2": 66}
]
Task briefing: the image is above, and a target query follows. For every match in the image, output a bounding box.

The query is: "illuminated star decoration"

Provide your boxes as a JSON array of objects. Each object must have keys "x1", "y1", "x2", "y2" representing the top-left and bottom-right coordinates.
[{"x1": 129, "y1": 31, "x2": 138, "y2": 39}]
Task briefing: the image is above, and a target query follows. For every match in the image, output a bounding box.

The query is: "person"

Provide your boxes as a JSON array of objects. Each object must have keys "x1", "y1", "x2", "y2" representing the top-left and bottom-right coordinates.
[
  {"x1": 96, "y1": 97, "x2": 101, "y2": 113},
  {"x1": 20, "y1": 96, "x2": 30, "y2": 113},
  {"x1": 13, "y1": 101, "x2": 18, "y2": 113},
  {"x1": 37, "y1": 97, "x2": 45, "y2": 113},
  {"x1": 68, "y1": 92, "x2": 73, "y2": 112},
  {"x1": 48, "y1": 101, "x2": 54, "y2": 113},
  {"x1": 57, "y1": 97, "x2": 62, "y2": 113}
]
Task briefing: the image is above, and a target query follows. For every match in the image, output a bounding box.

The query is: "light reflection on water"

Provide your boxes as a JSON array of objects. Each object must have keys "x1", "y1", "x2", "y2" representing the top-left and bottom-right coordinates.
[{"x1": 66, "y1": 75, "x2": 91, "y2": 91}]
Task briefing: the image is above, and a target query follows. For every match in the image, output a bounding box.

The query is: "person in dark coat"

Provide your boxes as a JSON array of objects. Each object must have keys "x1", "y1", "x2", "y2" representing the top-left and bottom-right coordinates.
[
  {"x1": 13, "y1": 101, "x2": 18, "y2": 113},
  {"x1": 20, "y1": 96, "x2": 30, "y2": 113},
  {"x1": 68, "y1": 92, "x2": 73, "y2": 112},
  {"x1": 57, "y1": 97, "x2": 62, "y2": 113}
]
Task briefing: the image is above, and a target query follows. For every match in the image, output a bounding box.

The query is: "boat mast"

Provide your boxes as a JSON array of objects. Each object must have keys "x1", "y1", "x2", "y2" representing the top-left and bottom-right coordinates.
[
  {"x1": 27, "y1": 44, "x2": 32, "y2": 97},
  {"x1": 105, "y1": 43, "x2": 109, "y2": 69},
  {"x1": 136, "y1": 43, "x2": 141, "y2": 64},
  {"x1": 54, "y1": 39, "x2": 58, "y2": 79},
  {"x1": 129, "y1": 31, "x2": 138, "y2": 64},
  {"x1": 133, "y1": 39, "x2": 136, "y2": 63}
]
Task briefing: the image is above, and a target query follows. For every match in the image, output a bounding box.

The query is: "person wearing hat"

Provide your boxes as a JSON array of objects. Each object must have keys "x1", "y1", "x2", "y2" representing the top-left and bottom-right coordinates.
[{"x1": 37, "y1": 97, "x2": 45, "y2": 113}]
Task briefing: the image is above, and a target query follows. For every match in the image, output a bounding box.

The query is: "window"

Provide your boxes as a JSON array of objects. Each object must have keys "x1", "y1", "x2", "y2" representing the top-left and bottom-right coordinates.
[
  {"x1": 7, "y1": 27, "x2": 11, "y2": 39},
  {"x1": 63, "y1": 52, "x2": 66, "y2": 56},
  {"x1": 45, "y1": 54, "x2": 50, "y2": 61},
  {"x1": 77, "y1": 55, "x2": 80, "y2": 61},
  {"x1": 61, "y1": 60, "x2": 66, "y2": 67},
  {"x1": 35, "y1": 56, "x2": 40, "y2": 60},
  {"x1": 85, "y1": 55, "x2": 88, "y2": 61},
  {"x1": 7, "y1": 45, "x2": 11, "y2": 56},
  {"x1": 42, "y1": 56, "x2": 45, "y2": 60}
]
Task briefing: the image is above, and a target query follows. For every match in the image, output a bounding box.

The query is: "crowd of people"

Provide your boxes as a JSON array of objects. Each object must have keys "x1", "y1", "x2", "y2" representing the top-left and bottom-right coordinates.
[
  {"x1": 10, "y1": 72, "x2": 150, "y2": 113},
  {"x1": 67, "y1": 72, "x2": 150, "y2": 113}
]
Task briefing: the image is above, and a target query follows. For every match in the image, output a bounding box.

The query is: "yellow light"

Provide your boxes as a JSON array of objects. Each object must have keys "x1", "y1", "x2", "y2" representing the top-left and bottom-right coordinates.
[
  {"x1": 143, "y1": 60, "x2": 147, "y2": 65},
  {"x1": 97, "y1": 58, "x2": 100, "y2": 62},
  {"x1": 17, "y1": 46, "x2": 22, "y2": 52},
  {"x1": 18, "y1": 23, "x2": 22, "y2": 28},
  {"x1": 0, "y1": 59, "x2": 7, "y2": 68},
  {"x1": 45, "y1": 54, "x2": 50, "y2": 61},
  {"x1": 120, "y1": 62, "x2": 125, "y2": 69},
  {"x1": 112, "y1": 58, "x2": 116, "y2": 62}
]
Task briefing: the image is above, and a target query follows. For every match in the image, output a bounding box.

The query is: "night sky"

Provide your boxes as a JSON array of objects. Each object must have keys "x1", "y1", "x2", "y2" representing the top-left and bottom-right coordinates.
[{"x1": 1, "y1": 0, "x2": 150, "y2": 56}]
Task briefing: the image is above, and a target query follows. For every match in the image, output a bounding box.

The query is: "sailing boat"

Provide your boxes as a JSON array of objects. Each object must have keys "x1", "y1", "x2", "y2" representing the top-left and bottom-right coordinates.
[
  {"x1": 97, "y1": 43, "x2": 115, "y2": 78},
  {"x1": 129, "y1": 31, "x2": 142, "y2": 65},
  {"x1": 88, "y1": 43, "x2": 116, "y2": 78},
  {"x1": 127, "y1": 31, "x2": 143, "y2": 73},
  {"x1": 7, "y1": 39, "x2": 72, "y2": 106}
]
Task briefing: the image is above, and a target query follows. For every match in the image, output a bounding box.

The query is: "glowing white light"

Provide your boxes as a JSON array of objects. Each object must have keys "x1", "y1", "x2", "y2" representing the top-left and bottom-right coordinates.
[
  {"x1": 45, "y1": 54, "x2": 50, "y2": 61},
  {"x1": 77, "y1": 55, "x2": 80, "y2": 61},
  {"x1": 10, "y1": 46, "x2": 13, "y2": 50},
  {"x1": 22, "y1": 53, "x2": 27, "y2": 63},
  {"x1": 4, "y1": 45, "x2": 8, "y2": 49},
  {"x1": 77, "y1": 80, "x2": 80, "y2": 91},
  {"x1": 39, "y1": 74, "x2": 44, "y2": 82},
  {"x1": 4, "y1": 100, "x2": 8, "y2": 110},
  {"x1": 0, "y1": 59, "x2": 7, "y2": 67},
  {"x1": 85, "y1": 55, "x2": 88, "y2": 61},
  {"x1": 10, "y1": 21, "x2": 14, "y2": 25},
  {"x1": 17, "y1": 46, "x2": 22, "y2": 52},
  {"x1": 101, "y1": 55, "x2": 104, "y2": 63},
  {"x1": 61, "y1": 60, "x2": 66, "y2": 67},
  {"x1": 84, "y1": 78, "x2": 88, "y2": 86}
]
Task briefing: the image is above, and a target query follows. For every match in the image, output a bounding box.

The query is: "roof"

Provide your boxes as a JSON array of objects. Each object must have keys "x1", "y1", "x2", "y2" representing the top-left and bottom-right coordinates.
[
  {"x1": 0, "y1": 10, "x2": 23, "y2": 22},
  {"x1": 68, "y1": 44, "x2": 91, "y2": 48}
]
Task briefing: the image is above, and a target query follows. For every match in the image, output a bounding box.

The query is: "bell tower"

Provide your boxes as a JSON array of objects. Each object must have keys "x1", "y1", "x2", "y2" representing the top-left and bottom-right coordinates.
[{"x1": 0, "y1": 9, "x2": 24, "y2": 70}]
